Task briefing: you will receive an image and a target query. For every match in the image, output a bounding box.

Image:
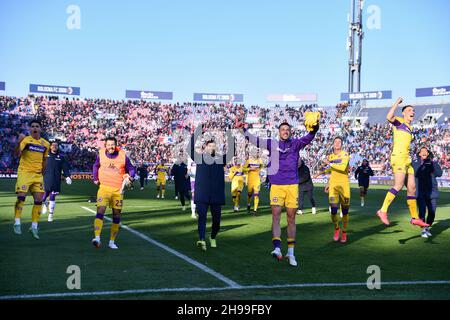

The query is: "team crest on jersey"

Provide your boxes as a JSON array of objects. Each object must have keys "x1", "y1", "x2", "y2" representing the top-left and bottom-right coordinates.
[
  {"x1": 21, "y1": 185, "x2": 27, "y2": 190},
  {"x1": 330, "y1": 197, "x2": 335, "y2": 202},
  {"x1": 98, "y1": 197, "x2": 103, "y2": 202},
  {"x1": 272, "y1": 197, "x2": 278, "y2": 202}
]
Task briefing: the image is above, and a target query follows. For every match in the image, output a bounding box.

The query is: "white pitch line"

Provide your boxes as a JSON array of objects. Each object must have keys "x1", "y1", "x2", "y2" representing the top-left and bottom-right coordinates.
[
  {"x1": 1, "y1": 280, "x2": 450, "y2": 300},
  {"x1": 80, "y1": 206, "x2": 240, "y2": 288}
]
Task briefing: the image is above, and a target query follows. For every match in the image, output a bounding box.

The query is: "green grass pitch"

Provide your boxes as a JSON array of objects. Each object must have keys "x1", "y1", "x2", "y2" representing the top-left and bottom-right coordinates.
[{"x1": 0, "y1": 179, "x2": 449, "y2": 300}]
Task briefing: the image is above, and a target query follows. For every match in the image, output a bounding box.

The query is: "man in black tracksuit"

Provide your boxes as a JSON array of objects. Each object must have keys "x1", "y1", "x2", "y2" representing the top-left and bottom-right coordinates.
[
  {"x1": 412, "y1": 146, "x2": 443, "y2": 238},
  {"x1": 137, "y1": 163, "x2": 148, "y2": 190},
  {"x1": 187, "y1": 124, "x2": 235, "y2": 251},
  {"x1": 354, "y1": 159, "x2": 374, "y2": 207},
  {"x1": 43, "y1": 141, "x2": 71, "y2": 222},
  {"x1": 171, "y1": 160, "x2": 191, "y2": 211},
  {"x1": 297, "y1": 159, "x2": 316, "y2": 215}
]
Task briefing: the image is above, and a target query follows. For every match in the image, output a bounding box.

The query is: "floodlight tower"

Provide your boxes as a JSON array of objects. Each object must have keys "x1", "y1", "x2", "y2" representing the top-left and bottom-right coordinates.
[{"x1": 347, "y1": 0, "x2": 364, "y2": 112}]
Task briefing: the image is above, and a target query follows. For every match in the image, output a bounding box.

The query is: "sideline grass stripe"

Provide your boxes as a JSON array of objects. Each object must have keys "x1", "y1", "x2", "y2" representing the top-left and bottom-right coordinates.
[
  {"x1": 2, "y1": 280, "x2": 450, "y2": 300},
  {"x1": 81, "y1": 206, "x2": 241, "y2": 288}
]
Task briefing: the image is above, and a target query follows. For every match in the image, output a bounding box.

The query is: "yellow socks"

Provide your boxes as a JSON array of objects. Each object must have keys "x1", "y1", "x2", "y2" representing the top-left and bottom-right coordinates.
[
  {"x1": 407, "y1": 196, "x2": 419, "y2": 219},
  {"x1": 94, "y1": 213, "x2": 104, "y2": 238},
  {"x1": 341, "y1": 214, "x2": 349, "y2": 233},
  {"x1": 14, "y1": 196, "x2": 25, "y2": 220},
  {"x1": 254, "y1": 193, "x2": 260, "y2": 211},
  {"x1": 381, "y1": 188, "x2": 398, "y2": 213},
  {"x1": 31, "y1": 202, "x2": 42, "y2": 223}
]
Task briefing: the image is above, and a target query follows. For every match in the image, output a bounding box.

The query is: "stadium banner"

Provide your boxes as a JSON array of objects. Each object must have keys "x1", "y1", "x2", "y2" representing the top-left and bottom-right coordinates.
[
  {"x1": 193, "y1": 93, "x2": 244, "y2": 102},
  {"x1": 266, "y1": 93, "x2": 317, "y2": 102},
  {"x1": 340, "y1": 90, "x2": 392, "y2": 101},
  {"x1": 70, "y1": 172, "x2": 94, "y2": 180},
  {"x1": 0, "y1": 173, "x2": 18, "y2": 179},
  {"x1": 312, "y1": 176, "x2": 450, "y2": 188},
  {"x1": 0, "y1": 81, "x2": 5, "y2": 91},
  {"x1": 415, "y1": 86, "x2": 450, "y2": 97},
  {"x1": 125, "y1": 90, "x2": 173, "y2": 100},
  {"x1": 29, "y1": 84, "x2": 80, "y2": 96}
]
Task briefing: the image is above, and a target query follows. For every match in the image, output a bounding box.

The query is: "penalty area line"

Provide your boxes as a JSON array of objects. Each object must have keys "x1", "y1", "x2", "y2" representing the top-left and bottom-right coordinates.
[
  {"x1": 1, "y1": 280, "x2": 450, "y2": 300},
  {"x1": 80, "y1": 206, "x2": 241, "y2": 289}
]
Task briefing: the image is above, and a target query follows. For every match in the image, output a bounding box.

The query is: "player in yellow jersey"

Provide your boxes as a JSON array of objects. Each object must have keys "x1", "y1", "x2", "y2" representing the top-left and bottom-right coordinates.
[
  {"x1": 229, "y1": 159, "x2": 245, "y2": 212},
  {"x1": 155, "y1": 161, "x2": 168, "y2": 199},
  {"x1": 92, "y1": 137, "x2": 135, "y2": 249},
  {"x1": 13, "y1": 120, "x2": 50, "y2": 239},
  {"x1": 244, "y1": 151, "x2": 263, "y2": 215},
  {"x1": 316, "y1": 137, "x2": 351, "y2": 243},
  {"x1": 376, "y1": 97, "x2": 429, "y2": 228}
]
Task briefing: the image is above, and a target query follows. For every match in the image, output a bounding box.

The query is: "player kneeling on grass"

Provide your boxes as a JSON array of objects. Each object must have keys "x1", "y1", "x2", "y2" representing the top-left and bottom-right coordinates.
[
  {"x1": 315, "y1": 137, "x2": 351, "y2": 243},
  {"x1": 42, "y1": 140, "x2": 72, "y2": 222},
  {"x1": 13, "y1": 120, "x2": 50, "y2": 240},
  {"x1": 92, "y1": 137, "x2": 135, "y2": 250}
]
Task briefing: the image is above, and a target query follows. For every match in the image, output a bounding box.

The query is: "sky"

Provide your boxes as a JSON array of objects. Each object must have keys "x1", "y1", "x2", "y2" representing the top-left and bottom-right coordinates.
[{"x1": 1, "y1": 0, "x2": 450, "y2": 107}]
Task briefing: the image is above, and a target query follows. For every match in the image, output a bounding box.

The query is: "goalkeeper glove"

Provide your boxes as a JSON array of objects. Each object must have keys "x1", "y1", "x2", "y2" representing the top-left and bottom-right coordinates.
[{"x1": 304, "y1": 111, "x2": 321, "y2": 132}]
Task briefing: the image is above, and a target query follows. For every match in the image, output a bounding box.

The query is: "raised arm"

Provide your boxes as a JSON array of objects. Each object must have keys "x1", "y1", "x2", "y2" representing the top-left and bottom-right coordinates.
[
  {"x1": 15, "y1": 134, "x2": 26, "y2": 158},
  {"x1": 125, "y1": 156, "x2": 136, "y2": 180},
  {"x1": 387, "y1": 97, "x2": 403, "y2": 123},
  {"x1": 433, "y1": 161, "x2": 443, "y2": 178},
  {"x1": 62, "y1": 156, "x2": 71, "y2": 178},
  {"x1": 92, "y1": 155, "x2": 100, "y2": 184},
  {"x1": 223, "y1": 130, "x2": 235, "y2": 165},
  {"x1": 187, "y1": 124, "x2": 203, "y2": 162}
]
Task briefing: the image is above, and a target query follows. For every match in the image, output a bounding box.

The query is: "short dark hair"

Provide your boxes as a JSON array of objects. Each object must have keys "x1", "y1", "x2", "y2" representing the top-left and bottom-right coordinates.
[
  {"x1": 105, "y1": 137, "x2": 117, "y2": 145},
  {"x1": 29, "y1": 119, "x2": 41, "y2": 127},
  {"x1": 402, "y1": 105, "x2": 414, "y2": 112},
  {"x1": 278, "y1": 122, "x2": 291, "y2": 129},
  {"x1": 333, "y1": 136, "x2": 344, "y2": 143},
  {"x1": 50, "y1": 140, "x2": 59, "y2": 146}
]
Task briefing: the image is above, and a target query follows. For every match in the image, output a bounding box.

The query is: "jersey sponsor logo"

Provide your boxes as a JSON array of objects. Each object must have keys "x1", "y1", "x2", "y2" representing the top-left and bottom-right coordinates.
[
  {"x1": 25, "y1": 144, "x2": 46, "y2": 153},
  {"x1": 276, "y1": 147, "x2": 290, "y2": 153}
]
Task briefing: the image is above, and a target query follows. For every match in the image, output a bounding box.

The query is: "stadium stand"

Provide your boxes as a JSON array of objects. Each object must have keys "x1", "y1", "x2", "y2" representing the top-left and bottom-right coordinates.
[{"x1": 1, "y1": 95, "x2": 449, "y2": 177}]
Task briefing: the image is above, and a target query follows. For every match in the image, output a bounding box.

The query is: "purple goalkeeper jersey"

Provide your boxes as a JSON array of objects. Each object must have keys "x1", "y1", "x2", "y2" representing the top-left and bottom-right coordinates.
[{"x1": 244, "y1": 128, "x2": 316, "y2": 185}]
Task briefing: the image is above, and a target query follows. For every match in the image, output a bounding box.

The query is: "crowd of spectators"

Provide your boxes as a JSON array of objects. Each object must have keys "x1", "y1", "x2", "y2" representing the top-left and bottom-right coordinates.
[{"x1": 1, "y1": 95, "x2": 448, "y2": 178}]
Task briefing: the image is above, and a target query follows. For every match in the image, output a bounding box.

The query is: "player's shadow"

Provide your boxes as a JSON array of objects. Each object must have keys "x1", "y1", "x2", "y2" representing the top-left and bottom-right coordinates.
[
  {"x1": 190, "y1": 224, "x2": 248, "y2": 234},
  {"x1": 398, "y1": 219, "x2": 450, "y2": 245},
  {"x1": 319, "y1": 221, "x2": 401, "y2": 249}
]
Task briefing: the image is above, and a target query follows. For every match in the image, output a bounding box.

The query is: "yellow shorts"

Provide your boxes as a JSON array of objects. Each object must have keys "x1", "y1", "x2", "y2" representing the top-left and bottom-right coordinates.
[
  {"x1": 391, "y1": 156, "x2": 414, "y2": 175},
  {"x1": 247, "y1": 180, "x2": 261, "y2": 194},
  {"x1": 156, "y1": 178, "x2": 166, "y2": 187},
  {"x1": 329, "y1": 183, "x2": 350, "y2": 206},
  {"x1": 97, "y1": 185, "x2": 123, "y2": 209},
  {"x1": 231, "y1": 179, "x2": 244, "y2": 193},
  {"x1": 15, "y1": 171, "x2": 44, "y2": 194},
  {"x1": 270, "y1": 184, "x2": 298, "y2": 208}
]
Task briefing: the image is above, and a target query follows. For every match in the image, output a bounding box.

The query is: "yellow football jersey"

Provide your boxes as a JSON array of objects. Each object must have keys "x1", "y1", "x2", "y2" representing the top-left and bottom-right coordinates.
[
  {"x1": 391, "y1": 116, "x2": 412, "y2": 156},
  {"x1": 229, "y1": 165, "x2": 245, "y2": 182},
  {"x1": 156, "y1": 164, "x2": 167, "y2": 179},
  {"x1": 18, "y1": 136, "x2": 50, "y2": 173},
  {"x1": 244, "y1": 158, "x2": 263, "y2": 181},
  {"x1": 327, "y1": 150, "x2": 350, "y2": 184}
]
